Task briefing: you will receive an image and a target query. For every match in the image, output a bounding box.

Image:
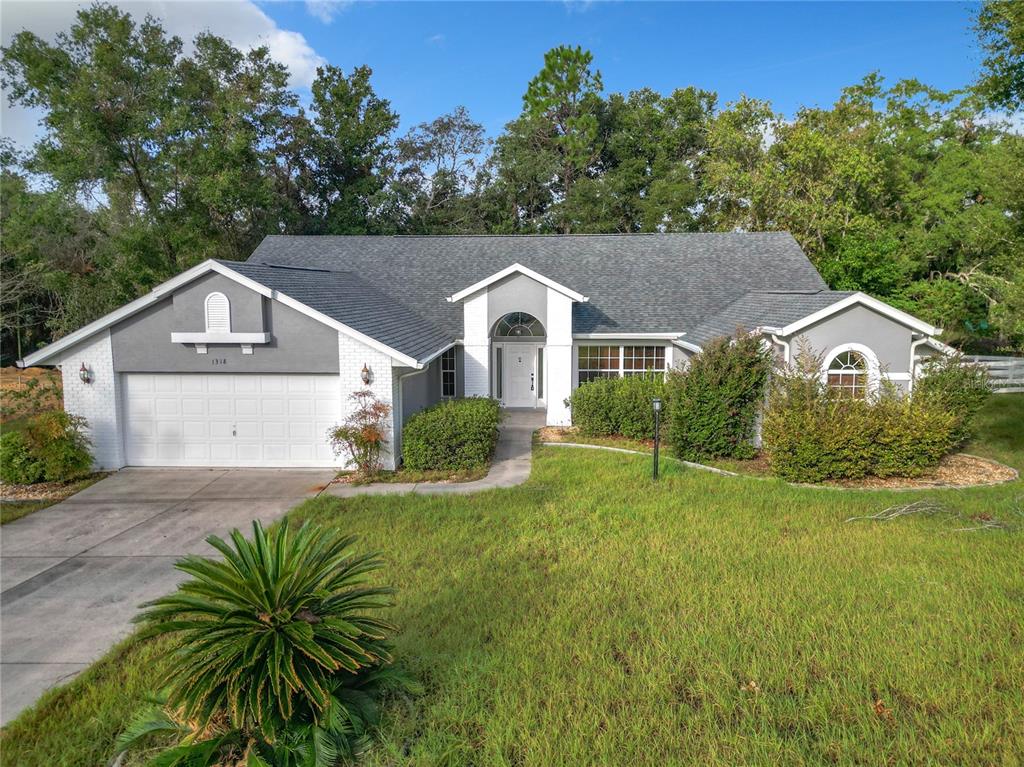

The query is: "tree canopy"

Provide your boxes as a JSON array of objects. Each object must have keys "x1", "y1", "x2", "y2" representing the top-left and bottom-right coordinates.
[{"x1": 1, "y1": 2, "x2": 1021, "y2": 361}]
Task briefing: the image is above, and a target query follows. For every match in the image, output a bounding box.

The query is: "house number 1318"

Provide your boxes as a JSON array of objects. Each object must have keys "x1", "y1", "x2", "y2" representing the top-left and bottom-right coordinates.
[{"x1": 212, "y1": 358, "x2": 228, "y2": 366}]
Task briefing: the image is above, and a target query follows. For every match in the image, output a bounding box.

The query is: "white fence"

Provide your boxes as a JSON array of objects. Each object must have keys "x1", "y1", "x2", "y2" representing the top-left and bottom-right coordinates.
[{"x1": 963, "y1": 355, "x2": 1024, "y2": 394}]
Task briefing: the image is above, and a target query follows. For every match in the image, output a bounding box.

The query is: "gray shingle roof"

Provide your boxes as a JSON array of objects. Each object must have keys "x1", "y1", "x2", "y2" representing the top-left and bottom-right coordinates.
[
  {"x1": 218, "y1": 261, "x2": 453, "y2": 362},
  {"x1": 686, "y1": 290, "x2": 857, "y2": 346},
  {"x1": 245, "y1": 234, "x2": 828, "y2": 350}
]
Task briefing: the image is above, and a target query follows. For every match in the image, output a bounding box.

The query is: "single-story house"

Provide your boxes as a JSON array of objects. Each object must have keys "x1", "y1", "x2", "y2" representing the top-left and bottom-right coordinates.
[{"x1": 19, "y1": 233, "x2": 949, "y2": 470}]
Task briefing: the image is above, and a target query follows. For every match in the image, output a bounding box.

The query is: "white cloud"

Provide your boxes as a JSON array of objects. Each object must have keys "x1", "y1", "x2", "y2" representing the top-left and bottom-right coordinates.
[
  {"x1": 1, "y1": 0, "x2": 326, "y2": 148},
  {"x1": 426, "y1": 33, "x2": 444, "y2": 46},
  {"x1": 304, "y1": 0, "x2": 351, "y2": 25}
]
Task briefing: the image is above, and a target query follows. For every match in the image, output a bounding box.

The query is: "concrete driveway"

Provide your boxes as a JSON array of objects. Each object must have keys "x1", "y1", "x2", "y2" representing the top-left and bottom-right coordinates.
[{"x1": 0, "y1": 468, "x2": 335, "y2": 725}]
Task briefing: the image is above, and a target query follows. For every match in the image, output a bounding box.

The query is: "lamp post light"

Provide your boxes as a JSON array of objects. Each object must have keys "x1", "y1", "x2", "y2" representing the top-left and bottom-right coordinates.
[{"x1": 652, "y1": 397, "x2": 662, "y2": 480}]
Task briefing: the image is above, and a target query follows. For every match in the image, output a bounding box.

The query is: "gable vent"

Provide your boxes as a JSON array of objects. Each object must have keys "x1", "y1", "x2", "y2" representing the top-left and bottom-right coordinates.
[{"x1": 205, "y1": 292, "x2": 231, "y2": 332}]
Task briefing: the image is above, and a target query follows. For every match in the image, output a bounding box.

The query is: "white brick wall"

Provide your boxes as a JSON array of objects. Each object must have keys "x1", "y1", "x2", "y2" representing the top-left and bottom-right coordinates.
[
  {"x1": 463, "y1": 290, "x2": 490, "y2": 397},
  {"x1": 336, "y1": 332, "x2": 397, "y2": 470},
  {"x1": 59, "y1": 329, "x2": 125, "y2": 470}
]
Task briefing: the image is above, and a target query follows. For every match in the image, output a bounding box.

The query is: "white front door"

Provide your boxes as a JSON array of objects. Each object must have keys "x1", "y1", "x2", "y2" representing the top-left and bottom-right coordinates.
[{"x1": 503, "y1": 345, "x2": 539, "y2": 407}]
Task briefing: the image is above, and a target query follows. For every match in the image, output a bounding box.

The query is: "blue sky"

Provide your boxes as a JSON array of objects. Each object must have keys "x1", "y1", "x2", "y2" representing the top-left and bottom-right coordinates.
[
  {"x1": 0, "y1": 1, "x2": 985, "y2": 146},
  {"x1": 264, "y1": 1, "x2": 983, "y2": 136}
]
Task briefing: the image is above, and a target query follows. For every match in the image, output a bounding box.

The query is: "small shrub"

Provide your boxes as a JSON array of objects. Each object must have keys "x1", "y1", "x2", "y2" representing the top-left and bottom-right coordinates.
[
  {"x1": 913, "y1": 354, "x2": 991, "y2": 445},
  {"x1": 119, "y1": 521, "x2": 411, "y2": 765},
  {"x1": 570, "y1": 378, "x2": 618, "y2": 436},
  {"x1": 403, "y1": 397, "x2": 501, "y2": 471},
  {"x1": 570, "y1": 375, "x2": 665, "y2": 440},
  {"x1": 16, "y1": 411, "x2": 93, "y2": 483},
  {"x1": 668, "y1": 332, "x2": 772, "y2": 461},
  {"x1": 0, "y1": 431, "x2": 45, "y2": 485},
  {"x1": 329, "y1": 389, "x2": 392, "y2": 477}
]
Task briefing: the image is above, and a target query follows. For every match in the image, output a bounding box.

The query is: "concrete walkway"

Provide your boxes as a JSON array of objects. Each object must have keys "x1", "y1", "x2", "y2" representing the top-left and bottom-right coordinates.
[
  {"x1": 0, "y1": 468, "x2": 335, "y2": 725},
  {"x1": 325, "y1": 409, "x2": 544, "y2": 498}
]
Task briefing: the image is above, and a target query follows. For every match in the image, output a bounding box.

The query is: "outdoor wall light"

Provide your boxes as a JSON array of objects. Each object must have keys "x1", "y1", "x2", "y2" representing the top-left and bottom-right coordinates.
[
  {"x1": 79, "y1": 362, "x2": 93, "y2": 384},
  {"x1": 361, "y1": 364, "x2": 371, "y2": 385}
]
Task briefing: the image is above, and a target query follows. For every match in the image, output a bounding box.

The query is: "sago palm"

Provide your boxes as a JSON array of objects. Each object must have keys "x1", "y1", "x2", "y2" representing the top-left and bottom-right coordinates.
[{"x1": 133, "y1": 520, "x2": 396, "y2": 734}]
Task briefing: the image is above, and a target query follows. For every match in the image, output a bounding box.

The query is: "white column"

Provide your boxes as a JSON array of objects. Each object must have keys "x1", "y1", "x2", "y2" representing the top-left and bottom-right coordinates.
[
  {"x1": 545, "y1": 289, "x2": 573, "y2": 426},
  {"x1": 462, "y1": 290, "x2": 490, "y2": 397}
]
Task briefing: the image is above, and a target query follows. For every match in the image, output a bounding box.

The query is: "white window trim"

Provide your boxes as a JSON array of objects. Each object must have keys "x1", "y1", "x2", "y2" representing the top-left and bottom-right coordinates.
[
  {"x1": 821, "y1": 342, "x2": 882, "y2": 394},
  {"x1": 576, "y1": 343, "x2": 668, "y2": 386},
  {"x1": 204, "y1": 291, "x2": 231, "y2": 333},
  {"x1": 440, "y1": 347, "x2": 457, "y2": 398}
]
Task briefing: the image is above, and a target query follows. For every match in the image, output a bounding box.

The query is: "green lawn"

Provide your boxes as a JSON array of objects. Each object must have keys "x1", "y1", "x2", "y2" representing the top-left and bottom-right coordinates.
[{"x1": 4, "y1": 397, "x2": 1023, "y2": 766}]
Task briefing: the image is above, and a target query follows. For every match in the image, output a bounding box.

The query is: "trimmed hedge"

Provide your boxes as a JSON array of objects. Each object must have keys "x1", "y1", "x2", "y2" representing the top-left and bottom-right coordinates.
[
  {"x1": 0, "y1": 411, "x2": 93, "y2": 485},
  {"x1": 667, "y1": 333, "x2": 772, "y2": 461},
  {"x1": 569, "y1": 374, "x2": 666, "y2": 440},
  {"x1": 403, "y1": 398, "x2": 502, "y2": 471}
]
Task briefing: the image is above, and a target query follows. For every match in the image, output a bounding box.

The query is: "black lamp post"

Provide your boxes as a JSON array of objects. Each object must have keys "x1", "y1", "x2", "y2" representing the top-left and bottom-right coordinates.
[{"x1": 652, "y1": 397, "x2": 662, "y2": 480}]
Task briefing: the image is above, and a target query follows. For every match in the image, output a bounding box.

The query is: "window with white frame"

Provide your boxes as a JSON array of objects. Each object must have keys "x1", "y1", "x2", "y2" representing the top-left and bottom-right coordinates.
[
  {"x1": 826, "y1": 350, "x2": 868, "y2": 398},
  {"x1": 623, "y1": 346, "x2": 666, "y2": 376},
  {"x1": 204, "y1": 292, "x2": 230, "y2": 333},
  {"x1": 440, "y1": 347, "x2": 457, "y2": 398},
  {"x1": 577, "y1": 344, "x2": 667, "y2": 386},
  {"x1": 578, "y1": 345, "x2": 620, "y2": 384}
]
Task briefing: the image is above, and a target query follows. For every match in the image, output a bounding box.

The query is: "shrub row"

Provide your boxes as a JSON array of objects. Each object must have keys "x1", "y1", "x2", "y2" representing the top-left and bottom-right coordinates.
[
  {"x1": 402, "y1": 397, "x2": 502, "y2": 471},
  {"x1": 0, "y1": 411, "x2": 93, "y2": 485},
  {"x1": 762, "y1": 389, "x2": 958, "y2": 482},
  {"x1": 761, "y1": 351, "x2": 988, "y2": 483},
  {"x1": 569, "y1": 374, "x2": 666, "y2": 440}
]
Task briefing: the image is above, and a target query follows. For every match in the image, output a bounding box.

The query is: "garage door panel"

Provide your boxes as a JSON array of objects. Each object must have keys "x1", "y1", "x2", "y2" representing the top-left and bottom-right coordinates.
[{"x1": 124, "y1": 374, "x2": 342, "y2": 467}]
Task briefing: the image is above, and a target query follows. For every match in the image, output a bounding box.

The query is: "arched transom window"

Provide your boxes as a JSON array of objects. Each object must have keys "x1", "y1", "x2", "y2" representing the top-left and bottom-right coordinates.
[
  {"x1": 493, "y1": 312, "x2": 544, "y2": 338},
  {"x1": 204, "y1": 292, "x2": 231, "y2": 333},
  {"x1": 826, "y1": 350, "x2": 868, "y2": 398}
]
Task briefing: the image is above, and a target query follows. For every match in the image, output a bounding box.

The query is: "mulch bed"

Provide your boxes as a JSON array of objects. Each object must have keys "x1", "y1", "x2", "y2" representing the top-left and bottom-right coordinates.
[
  {"x1": 0, "y1": 474, "x2": 108, "y2": 503},
  {"x1": 825, "y1": 453, "x2": 1018, "y2": 490}
]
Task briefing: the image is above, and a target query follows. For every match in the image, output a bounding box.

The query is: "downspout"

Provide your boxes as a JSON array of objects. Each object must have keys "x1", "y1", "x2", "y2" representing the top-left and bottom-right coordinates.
[
  {"x1": 394, "y1": 366, "x2": 430, "y2": 467},
  {"x1": 770, "y1": 334, "x2": 791, "y2": 365},
  {"x1": 908, "y1": 335, "x2": 929, "y2": 394}
]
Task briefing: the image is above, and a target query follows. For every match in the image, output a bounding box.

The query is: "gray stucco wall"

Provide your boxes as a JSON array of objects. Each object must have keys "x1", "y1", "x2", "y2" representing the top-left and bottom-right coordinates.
[
  {"x1": 172, "y1": 272, "x2": 264, "y2": 332},
  {"x1": 111, "y1": 281, "x2": 339, "y2": 373},
  {"x1": 487, "y1": 274, "x2": 548, "y2": 333},
  {"x1": 792, "y1": 304, "x2": 913, "y2": 376},
  {"x1": 398, "y1": 347, "x2": 465, "y2": 427}
]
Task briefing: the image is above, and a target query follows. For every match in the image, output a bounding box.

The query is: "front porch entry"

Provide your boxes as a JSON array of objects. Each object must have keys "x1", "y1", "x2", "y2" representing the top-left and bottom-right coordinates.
[{"x1": 498, "y1": 343, "x2": 543, "y2": 408}]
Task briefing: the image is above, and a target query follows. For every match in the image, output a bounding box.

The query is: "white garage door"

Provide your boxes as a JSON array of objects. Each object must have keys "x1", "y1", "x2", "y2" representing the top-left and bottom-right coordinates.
[{"x1": 123, "y1": 374, "x2": 341, "y2": 467}]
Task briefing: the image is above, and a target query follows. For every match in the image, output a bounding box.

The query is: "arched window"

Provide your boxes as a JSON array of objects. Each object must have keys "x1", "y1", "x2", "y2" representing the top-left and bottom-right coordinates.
[
  {"x1": 204, "y1": 292, "x2": 231, "y2": 333},
  {"x1": 493, "y1": 312, "x2": 544, "y2": 338},
  {"x1": 826, "y1": 350, "x2": 868, "y2": 398}
]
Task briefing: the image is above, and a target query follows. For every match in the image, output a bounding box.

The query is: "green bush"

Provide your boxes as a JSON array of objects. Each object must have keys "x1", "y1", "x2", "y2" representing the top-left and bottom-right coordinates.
[
  {"x1": 570, "y1": 374, "x2": 666, "y2": 440},
  {"x1": 0, "y1": 412, "x2": 92, "y2": 485},
  {"x1": 0, "y1": 431, "x2": 46, "y2": 485},
  {"x1": 668, "y1": 333, "x2": 772, "y2": 461},
  {"x1": 912, "y1": 354, "x2": 991, "y2": 445},
  {"x1": 403, "y1": 397, "x2": 501, "y2": 471},
  {"x1": 762, "y1": 352, "x2": 959, "y2": 483},
  {"x1": 20, "y1": 412, "x2": 93, "y2": 482}
]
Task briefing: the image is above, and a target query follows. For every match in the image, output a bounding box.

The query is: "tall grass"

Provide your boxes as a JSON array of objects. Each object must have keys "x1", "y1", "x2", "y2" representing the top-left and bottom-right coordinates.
[{"x1": 3, "y1": 396, "x2": 1023, "y2": 766}]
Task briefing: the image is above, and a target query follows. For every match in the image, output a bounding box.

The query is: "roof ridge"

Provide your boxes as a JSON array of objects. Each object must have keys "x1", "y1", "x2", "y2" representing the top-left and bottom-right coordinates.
[{"x1": 261, "y1": 232, "x2": 796, "y2": 240}]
